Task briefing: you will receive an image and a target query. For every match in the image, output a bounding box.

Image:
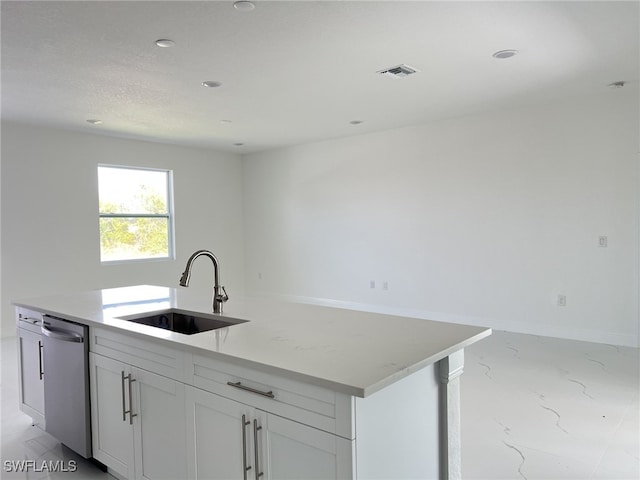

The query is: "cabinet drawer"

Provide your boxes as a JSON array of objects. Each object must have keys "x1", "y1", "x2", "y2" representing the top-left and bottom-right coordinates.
[
  {"x1": 189, "y1": 353, "x2": 354, "y2": 439},
  {"x1": 91, "y1": 327, "x2": 187, "y2": 383}
]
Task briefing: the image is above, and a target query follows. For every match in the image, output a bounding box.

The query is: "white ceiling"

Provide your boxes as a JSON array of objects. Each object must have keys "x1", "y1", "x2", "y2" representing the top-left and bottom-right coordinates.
[{"x1": 2, "y1": 0, "x2": 638, "y2": 153}]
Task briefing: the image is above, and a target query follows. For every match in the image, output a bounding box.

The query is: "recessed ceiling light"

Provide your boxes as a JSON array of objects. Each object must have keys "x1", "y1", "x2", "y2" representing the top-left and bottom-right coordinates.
[
  {"x1": 234, "y1": 1, "x2": 255, "y2": 12},
  {"x1": 492, "y1": 49, "x2": 519, "y2": 59},
  {"x1": 350, "y1": 120, "x2": 364, "y2": 125},
  {"x1": 220, "y1": 119, "x2": 233, "y2": 124},
  {"x1": 86, "y1": 119, "x2": 103, "y2": 125},
  {"x1": 608, "y1": 81, "x2": 625, "y2": 89},
  {"x1": 201, "y1": 81, "x2": 222, "y2": 88},
  {"x1": 233, "y1": 142, "x2": 245, "y2": 146},
  {"x1": 155, "y1": 39, "x2": 176, "y2": 48}
]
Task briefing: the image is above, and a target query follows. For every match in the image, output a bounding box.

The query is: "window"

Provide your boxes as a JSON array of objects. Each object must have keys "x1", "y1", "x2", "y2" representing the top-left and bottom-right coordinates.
[{"x1": 98, "y1": 165, "x2": 174, "y2": 263}]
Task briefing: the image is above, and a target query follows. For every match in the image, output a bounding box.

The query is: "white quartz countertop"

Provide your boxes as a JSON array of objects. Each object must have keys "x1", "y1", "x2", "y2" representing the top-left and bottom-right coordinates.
[{"x1": 15, "y1": 285, "x2": 491, "y2": 397}]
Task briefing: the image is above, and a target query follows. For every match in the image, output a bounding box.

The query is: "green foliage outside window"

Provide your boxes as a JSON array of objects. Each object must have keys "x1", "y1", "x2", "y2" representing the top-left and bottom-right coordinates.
[{"x1": 98, "y1": 166, "x2": 173, "y2": 262}]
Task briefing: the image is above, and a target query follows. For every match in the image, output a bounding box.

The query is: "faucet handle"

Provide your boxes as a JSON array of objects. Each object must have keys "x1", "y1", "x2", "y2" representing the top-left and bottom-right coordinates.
[{"x1": 217, "y1": 286, "x2": 229, "y2": 303}]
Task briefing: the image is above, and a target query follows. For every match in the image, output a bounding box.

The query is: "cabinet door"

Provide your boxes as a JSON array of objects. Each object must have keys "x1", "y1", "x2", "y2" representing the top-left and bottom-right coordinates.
[
  {"x1": 133, "y1": 367, "x2": 187, "y2": 480},
  {"x1": 90, "y1": 353, "x2": 135, "y2": 479},
  {"x1": 259, "y1": 412, "x2": 354, "y2": 480},
  {"x1": 186, "y1": 386, "x2": 255, "y2": 480},
  {"x1": 17, "y1": 328, "x2": 45, "y2": 425}
]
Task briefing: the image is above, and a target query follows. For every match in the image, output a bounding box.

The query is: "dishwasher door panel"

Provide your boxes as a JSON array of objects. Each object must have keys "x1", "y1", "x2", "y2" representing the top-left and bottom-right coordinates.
[{"x1": 42, "y1": 316, "x2": 92, "y2": 458}]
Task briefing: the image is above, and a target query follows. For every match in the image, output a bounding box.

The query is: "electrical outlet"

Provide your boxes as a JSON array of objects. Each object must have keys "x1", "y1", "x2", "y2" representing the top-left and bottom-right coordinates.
[
  {"x1": 557, "y1": 294, "x2": 567, "y2": 307},
  {"x1": 369, "y1": 280, "x2": 376, "y2": 289},
  {"x1": 383, "y1": 281, "x2": 389, "y2": 291},
  {"x1": 598, "y1": 236, "x2": 608, "y2": 248}
]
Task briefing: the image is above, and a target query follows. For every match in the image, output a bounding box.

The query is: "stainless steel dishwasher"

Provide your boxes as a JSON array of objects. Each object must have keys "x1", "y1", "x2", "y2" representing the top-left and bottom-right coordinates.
[{"x1": 41, "y1": 315, "x2": 92, "y2": 458}]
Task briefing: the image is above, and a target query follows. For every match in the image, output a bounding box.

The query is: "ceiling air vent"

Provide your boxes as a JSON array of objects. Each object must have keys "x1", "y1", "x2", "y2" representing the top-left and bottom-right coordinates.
[{"x1": 377, "y1": 64, "x2": 419, "y2": 78}]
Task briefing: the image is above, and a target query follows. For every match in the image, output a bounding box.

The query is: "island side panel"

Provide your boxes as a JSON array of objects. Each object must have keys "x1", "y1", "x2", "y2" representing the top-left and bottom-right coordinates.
[
  {"x1": 354, "y1": 364, "x2": 440, "y2": 479},
  {"x1": 438, "y1": 349, "x2": 464, "y2": 480}
]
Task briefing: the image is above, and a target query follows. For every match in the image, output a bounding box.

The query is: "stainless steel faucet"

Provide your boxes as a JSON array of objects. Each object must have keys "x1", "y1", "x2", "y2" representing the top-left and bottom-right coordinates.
[{"x1": 179, "y1": 250, "x2": 229, "y2": 314}]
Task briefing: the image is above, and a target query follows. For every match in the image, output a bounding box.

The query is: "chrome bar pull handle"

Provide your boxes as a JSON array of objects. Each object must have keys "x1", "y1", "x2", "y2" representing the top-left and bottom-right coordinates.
[
  {"x1": 121, "y1": 371, "x2": 127, "y2": 422},
  {"x1": 253, "y1": 419, "x2": 264, "y2": 479},
  {"x1": 227, "y1": 381, "x2": 275, "y2": 399},
  {"x1": 38, "y1": 341, "x2": 44, "y2": 380},
  {"x1": 241, "y1": 415, "x2": 252, "y2": 480},
  {"x1": 122, "y1": 372, "x2": 136, "y2": 424},
  {"x1": 127, "y1": 375, "x2": 137, "y2": 425}
]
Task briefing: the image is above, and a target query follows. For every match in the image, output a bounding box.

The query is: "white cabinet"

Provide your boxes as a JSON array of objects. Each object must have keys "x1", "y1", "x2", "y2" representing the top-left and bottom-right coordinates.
[
  {"x1": 16, "y1": 309, "x2": 45, "y2": 427},
  {"x1": 134, "y1": 367, "x2": 188, "y2": 480},
  {"x1": 186, "y1": 386, "x2": 254, "y2": 480},
  {"x1": 260, "y1": 411, "x2": 354, "y2": 480},
  {"x1": 90, "y1": 353, "x2": 134, "y2": 479},
  {"x1": 90, "y1": 353, "x2": 188, "y2": 480},
  {"x1": 186, "y1": 386, "x2": 353, "y2": 480},
  {"x1": 86, "y1": 326, "x2": 451, "y2": 480}
]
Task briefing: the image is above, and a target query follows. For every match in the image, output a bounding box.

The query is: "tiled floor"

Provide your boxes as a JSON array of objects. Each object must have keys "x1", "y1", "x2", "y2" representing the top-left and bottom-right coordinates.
[
  {"x1": 461, "y1": 332, "x2": 639, "y2": 480},
  {"x1": 1, "y1": 332, "x2": 638, "y2": 479}
]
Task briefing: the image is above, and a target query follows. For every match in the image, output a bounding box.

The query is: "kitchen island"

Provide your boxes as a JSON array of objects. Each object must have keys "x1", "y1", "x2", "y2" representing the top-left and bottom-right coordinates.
[{"x1": 15, "y1": 285, "x2": 490, "y2": 480}]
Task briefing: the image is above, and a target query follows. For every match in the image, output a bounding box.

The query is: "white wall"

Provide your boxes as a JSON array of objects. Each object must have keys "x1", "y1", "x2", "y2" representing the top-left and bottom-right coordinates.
[
  {"x1": 3, "y1": 90, "x2": 638, "y2": 346},
  {"x1": 0, "y1": 123, "x2": 245, "y2": 337},
  {"x1": 242, "y1": 90, "x2": 639, "y2": 347}
]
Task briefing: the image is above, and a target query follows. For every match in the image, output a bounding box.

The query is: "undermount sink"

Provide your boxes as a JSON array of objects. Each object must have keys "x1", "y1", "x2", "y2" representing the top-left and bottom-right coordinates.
[{"x1": 118, "y1": 309, "x2": 247, "y2": 335}]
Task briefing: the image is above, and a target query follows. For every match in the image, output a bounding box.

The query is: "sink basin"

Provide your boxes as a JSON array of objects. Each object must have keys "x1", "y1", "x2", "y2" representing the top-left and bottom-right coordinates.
[{"x1": 117, "y1": 309, "x2": 247, "y2": 335}]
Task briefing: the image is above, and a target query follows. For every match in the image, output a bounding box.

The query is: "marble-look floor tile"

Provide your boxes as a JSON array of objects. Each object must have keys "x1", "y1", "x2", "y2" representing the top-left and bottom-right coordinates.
[
  {"x1": 592, "y1": 392, "x2": 640, "y2": 480},
  {"x1": 462, "y1": 331, "x2": 639, "y2": 480}
]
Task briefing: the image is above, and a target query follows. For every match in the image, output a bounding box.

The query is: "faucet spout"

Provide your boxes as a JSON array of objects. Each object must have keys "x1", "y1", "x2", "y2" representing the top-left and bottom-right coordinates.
[{"x1": 179, "y1": 250, "x2": 229, "y2": 314}]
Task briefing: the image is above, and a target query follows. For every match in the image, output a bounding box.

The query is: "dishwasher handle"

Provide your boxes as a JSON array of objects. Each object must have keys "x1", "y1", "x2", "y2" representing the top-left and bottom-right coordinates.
[{"x1": 42, "y1": 325, "x2": 84, "y2": 343}]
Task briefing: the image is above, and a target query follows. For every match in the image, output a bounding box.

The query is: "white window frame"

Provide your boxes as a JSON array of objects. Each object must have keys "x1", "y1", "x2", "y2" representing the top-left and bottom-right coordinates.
[{"x1": 98, "y1": 164, "x2": 176, "y2": 264}]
